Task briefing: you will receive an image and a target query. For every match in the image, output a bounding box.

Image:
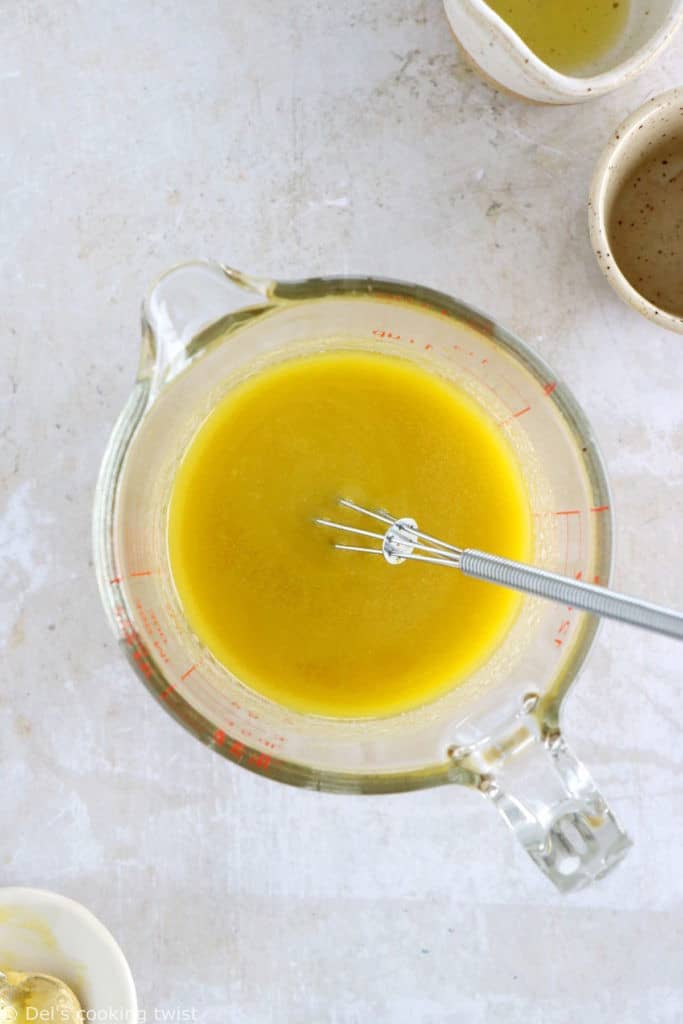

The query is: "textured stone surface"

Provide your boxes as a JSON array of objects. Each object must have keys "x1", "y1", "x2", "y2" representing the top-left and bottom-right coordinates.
[{"x1": 1, "y1": 2, "x2": 682, "y2": 1021}]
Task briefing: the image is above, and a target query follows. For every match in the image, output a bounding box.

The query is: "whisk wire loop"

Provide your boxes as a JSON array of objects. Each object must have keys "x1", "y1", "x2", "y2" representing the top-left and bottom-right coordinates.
[{"x1": 314, "y1": 498, "x2": 683, "y2": 641}]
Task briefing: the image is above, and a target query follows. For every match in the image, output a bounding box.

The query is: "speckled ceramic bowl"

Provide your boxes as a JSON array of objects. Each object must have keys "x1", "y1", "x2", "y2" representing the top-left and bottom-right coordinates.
[
  {"x1": 589, "y1": 87, "x2": 683, "y2": 334},
  {"x1": 444, "y1": 0, "x2": 683, "y2": 104}
]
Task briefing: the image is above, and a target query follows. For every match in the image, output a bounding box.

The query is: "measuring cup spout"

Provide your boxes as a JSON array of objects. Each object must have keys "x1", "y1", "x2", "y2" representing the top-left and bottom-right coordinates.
[{"x1": 140, "y1": 260, "x2": 273, "y2": 397}]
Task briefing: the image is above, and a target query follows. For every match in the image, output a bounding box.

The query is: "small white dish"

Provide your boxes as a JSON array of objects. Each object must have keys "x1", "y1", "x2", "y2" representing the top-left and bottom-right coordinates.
[
  {"x1": 443, "y1": 0, "x2": 683, "y2": 104},
  {"x1": 589, "y1": 87, "x2": 683, "y2": 334},
  {"x1": 0, "y1": 888, "x2": 137, "y2": 1019}
]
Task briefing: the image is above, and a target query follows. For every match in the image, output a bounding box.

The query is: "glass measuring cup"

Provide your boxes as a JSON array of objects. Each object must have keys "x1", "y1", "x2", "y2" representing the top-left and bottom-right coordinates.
[{"x1": 94, "y1": 262, "x2": 630, "y2": 891}]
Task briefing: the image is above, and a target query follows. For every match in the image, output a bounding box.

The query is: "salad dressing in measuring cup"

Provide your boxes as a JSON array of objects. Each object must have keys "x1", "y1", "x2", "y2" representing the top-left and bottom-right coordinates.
[
  {"x1": 168, "y1": 349, "x2": 531, "y2": 718},
  {"x1": 95, "y1": 262, "x2": 630, "y2": 891}
]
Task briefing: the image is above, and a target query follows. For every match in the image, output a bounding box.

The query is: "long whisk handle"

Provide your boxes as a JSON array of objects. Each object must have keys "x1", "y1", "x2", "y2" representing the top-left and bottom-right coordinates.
[{"x1": 460, "y1": 549, "x2": 683, "y2": 641}]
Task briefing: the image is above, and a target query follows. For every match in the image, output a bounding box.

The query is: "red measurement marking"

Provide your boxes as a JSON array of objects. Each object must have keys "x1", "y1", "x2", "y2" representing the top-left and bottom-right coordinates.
[
  {"x1": 180, "y1": 664, "x2": 197, "y2": 682},
  {"x1": 160, "y1": 684, "x2": 175, "y2": 700},
  {"x1": 115, "y1": 608, "x2": 154, "y2": 679},
  {"x1": 213, "y1": 723, "x2": 277, "y2": 758},
  {"x1": 135, "y1": 599, "x2": 170, "y2": 665},
  {"x1": 499, "y1": 405, "x2": 531, "y2": 426},
  {"x1": 132, "y1": 648, "x2": 152, "y2": 678},
  {"x1": 565, "y1": 571, "x2": 582, "y2": 613},
  {"x1": 450, "y1": 344, "x2": 507, "y2": 404},
  {"x1": 248, "y1": 753, "x2": 272, "y2": 770},
  {"x1": 481, "y1": 358, "x2": 488, "y2": 365},
  {"x1": 591, "y1": 505, "x2": 610, "y2": 513},
  {"x1": 111, "y1": 571, "x2": 154, "y2": 583},
  {"x1": 553, "y1": 509, "x2": 581, "y2": 516},
  {"x1": 552, "y1": 558, "x2": 592, "y2": 646},
  {"x1": 543, "y1": 381, "x2": 557, "y2": 396},
  {"x1": 424, "y1": 343, "x2": 433, "y2": 351},
  {"x1": 451, "y1": 344, "x2": 478, "y2": 359},
  {"x1": 149, "y1": 609, "x2": 168, "y2": 645}
]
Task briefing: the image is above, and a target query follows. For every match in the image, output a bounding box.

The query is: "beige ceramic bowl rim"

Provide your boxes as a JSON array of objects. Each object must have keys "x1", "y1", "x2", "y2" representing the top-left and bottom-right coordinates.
[
  {"x1": 588, "y1": 86, "x2": 683, "y2": 334},
  {"x1": 0, "y1": 887, "x2": 138, "y2": 1013},
  {"x1": 458, "y1": 0, "x2": 683, "y2": 95}
]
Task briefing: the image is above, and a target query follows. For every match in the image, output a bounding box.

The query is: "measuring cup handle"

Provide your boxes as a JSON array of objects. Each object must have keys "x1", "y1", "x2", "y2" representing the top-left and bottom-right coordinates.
[
  {"x1": 452, "y1": 700, "x2": 632, "y2": 891},
  {"x1": 140, "y1": 260, "x2": 272, "y2": 396}
]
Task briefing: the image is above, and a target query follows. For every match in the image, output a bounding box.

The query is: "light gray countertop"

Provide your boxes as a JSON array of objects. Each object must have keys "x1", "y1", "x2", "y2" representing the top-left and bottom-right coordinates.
[{"x1": 2, "y1": 2, "x2": 682, "y2": 1022}]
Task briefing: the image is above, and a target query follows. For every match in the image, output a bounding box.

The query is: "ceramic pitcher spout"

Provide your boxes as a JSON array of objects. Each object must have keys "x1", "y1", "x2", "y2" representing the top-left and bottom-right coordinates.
[
  {"x1": 140, "y1": 260, "x2": 273, "y2": 397},
  {"x1": 444, "y1": 0, "x2": 683, "y2": 104}
]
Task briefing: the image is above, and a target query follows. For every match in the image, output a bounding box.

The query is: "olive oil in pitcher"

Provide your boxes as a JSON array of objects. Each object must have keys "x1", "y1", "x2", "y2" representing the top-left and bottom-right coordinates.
[{"x1": 485, "y1": 0, "x2": 630, "y2": 74}]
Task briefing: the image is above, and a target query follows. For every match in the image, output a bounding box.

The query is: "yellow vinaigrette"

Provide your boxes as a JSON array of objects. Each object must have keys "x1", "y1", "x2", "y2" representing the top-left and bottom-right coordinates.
[
  {"x1": 486, "y1": 0, "x2": 630, "y2": 74},
  {"x1": 168, "y1": 351, "x2": 532, "y2": 718}
]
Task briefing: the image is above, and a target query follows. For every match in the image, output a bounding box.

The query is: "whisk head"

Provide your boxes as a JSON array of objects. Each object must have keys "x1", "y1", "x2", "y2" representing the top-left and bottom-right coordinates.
[{"x1": 314, "y1": 498, "x2": 463, "y2": 568}]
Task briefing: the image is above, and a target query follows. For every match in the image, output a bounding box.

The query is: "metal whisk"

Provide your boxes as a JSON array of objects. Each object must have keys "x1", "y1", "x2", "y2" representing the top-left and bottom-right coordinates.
[{"x1": 315, "y1": 499, "x2": 683, "y2": 641}]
